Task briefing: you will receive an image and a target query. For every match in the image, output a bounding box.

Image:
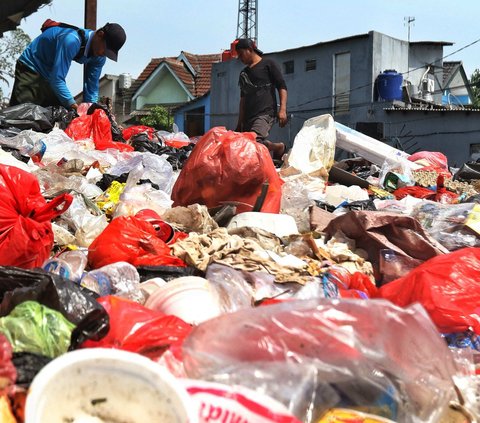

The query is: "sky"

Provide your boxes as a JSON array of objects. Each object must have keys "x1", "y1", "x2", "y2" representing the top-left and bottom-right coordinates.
[{"x1": 3, "y1": 0, "x2": 480, "y2": 98}]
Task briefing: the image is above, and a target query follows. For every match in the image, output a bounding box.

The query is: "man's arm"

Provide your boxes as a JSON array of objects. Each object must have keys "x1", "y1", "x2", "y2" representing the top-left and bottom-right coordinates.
[
  {"x1": 48, "y1": 33, "x2": 79, "y2": 108},
  {"x1": 83, "y1": 56, "x2": 106, "y2": 103},
  {"x1": 236, "y1": 96, "x2": 246, "y2": 132},
  {"x1": 277, "y1": 88, "x2": 287, "y2": 128}
]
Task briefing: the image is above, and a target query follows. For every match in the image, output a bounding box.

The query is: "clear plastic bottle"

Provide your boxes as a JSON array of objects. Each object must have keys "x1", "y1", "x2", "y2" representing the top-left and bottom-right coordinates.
[
  {"x1": 80, "y1": 262, "x2": 145, "y2": 303},
  {"x1": 20, "y1": 139, "x2": 46, "y2": 163},
  {"x1": 43, "y1": 250, "x2": 88, "y2": 283}
]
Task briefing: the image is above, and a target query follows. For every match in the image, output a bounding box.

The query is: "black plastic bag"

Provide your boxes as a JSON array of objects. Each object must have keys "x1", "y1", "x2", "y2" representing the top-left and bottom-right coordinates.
[
  {"x1": 453, "y1": 162, "x2": 480, "y2": 181},
  {"x1": 131, "y1": 136, "x2": 194, "y2": 170},
  {"x1": 96, "y1": 172, "x2": 160, "y2": 191},
  {"x1": 12, "y1": 352, "x2": 52, "y2": 387},
  {"x1": 44, "y1": 105, "x2": 78, "y2": 130},
  {"x1": 136, "y1": 265, "x2": 203, "y2": 282},
  {"x1": 0, "y1": 266, "x2": 109, "y2": 349},
  {"x1": 0, "y1": 103, "x2": 53, "y2": 132}
]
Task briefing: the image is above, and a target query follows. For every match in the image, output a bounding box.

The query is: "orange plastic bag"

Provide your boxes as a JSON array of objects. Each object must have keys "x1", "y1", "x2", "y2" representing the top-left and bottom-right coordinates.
[
  {"x1": 0, "y1": 165, "x2": 72, "y2": 268},
  {"x1": 171, "y1": 127, "x2": 284, "y2": 213},
  {"x1": 88, "y1": 216, "x2": 186, "y2": 269}
]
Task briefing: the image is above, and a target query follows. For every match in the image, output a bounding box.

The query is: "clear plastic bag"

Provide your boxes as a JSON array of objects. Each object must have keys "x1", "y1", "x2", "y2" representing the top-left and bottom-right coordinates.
[
  {"x1": 183, "y1": 299, "x2": 457, "y2": 423},
  {"x1": 411, "y1": 201, "x2": 480, "y2": 251},
  {"x1": 205, "y1": 264, "x2": 254, "y2": 313}
]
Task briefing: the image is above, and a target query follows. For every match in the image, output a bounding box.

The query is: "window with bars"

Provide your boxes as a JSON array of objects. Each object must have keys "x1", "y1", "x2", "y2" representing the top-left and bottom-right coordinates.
[{"x1": 305, "y1": 59, "x2": 316, "y2": 71}]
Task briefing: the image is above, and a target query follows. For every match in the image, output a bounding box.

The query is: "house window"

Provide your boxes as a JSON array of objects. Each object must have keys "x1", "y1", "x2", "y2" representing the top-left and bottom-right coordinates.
[
  {"x1": 334, "y1": 52, "x2": 351, "y2": 114},
  {"x1": 284, "y1": 60, "x2": 294, "y2": 74},
  {"x1": 305, "y1": 59, "x2": 316, "y2": 71}
]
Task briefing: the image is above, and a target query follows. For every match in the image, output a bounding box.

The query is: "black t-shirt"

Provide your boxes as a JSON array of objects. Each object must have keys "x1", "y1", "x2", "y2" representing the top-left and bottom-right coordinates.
[{"x1": 239, "y1": 58, "x2": 287, "y2": 121}]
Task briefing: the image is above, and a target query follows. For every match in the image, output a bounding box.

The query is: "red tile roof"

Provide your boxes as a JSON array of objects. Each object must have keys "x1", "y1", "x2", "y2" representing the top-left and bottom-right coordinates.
[{"x1": 131, "y1": 52, "x2": 221, "y2": 99}]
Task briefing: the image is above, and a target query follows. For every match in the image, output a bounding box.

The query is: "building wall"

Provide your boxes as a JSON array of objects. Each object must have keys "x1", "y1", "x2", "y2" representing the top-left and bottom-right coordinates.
[
  {"x1": 210, "y1": 31, "x2": 477, "y2": 164},
  {"x1": 174, "y1": 94, "x2": 211, "y2": 134},
  {"x1": 383, "y1": 109, "x2": 480, "y2": 165},
  {"x1": 135, "y1": 71, "x2": 190, "y2": 110},
  {"x1": 210, "y1": 31, "x2": 409, "y2": 148}
]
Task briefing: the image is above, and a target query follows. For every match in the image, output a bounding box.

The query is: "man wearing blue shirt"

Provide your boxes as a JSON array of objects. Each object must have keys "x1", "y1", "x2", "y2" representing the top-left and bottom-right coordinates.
[{"x1": 10, "y1": 22, "x2": 126, "y2": 111}]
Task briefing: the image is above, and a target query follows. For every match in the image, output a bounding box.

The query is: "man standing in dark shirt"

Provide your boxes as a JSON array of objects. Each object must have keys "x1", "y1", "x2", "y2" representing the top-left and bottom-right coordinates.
[{"x1": 234, "y1": 38, "x2": 287, "y2": 160}]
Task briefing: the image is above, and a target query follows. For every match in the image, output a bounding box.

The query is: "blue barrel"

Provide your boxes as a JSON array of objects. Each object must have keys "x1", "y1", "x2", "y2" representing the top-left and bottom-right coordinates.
[{"x1": 377, "y1": 70, "x2": 403, "y2": 101}]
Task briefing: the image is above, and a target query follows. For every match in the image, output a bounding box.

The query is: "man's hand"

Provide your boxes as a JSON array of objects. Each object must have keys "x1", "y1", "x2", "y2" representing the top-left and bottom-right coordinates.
[
  {"x1": 277, "y1": 110, "x2": 288, "y2": 128},
  {"x1": 70, "y1": 103, "x2": 79, "y2": 111}
]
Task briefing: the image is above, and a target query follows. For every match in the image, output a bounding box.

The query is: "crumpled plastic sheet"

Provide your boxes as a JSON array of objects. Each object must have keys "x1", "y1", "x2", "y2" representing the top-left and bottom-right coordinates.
[{"x1": 183, "y1": 299, "x2": 457, "y2": 423}]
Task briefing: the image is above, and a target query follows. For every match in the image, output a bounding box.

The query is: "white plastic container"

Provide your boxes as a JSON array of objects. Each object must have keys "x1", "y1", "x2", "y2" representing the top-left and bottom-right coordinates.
[
  {"x1": 25, "y1": 348, "x2": 196, "y2": 423},
  {"x1": 144, "y1": 276, "x2": 222, "y2": 325},
  {"x1": 227, "y1": 212, "x2": 299, "y2": 237}
]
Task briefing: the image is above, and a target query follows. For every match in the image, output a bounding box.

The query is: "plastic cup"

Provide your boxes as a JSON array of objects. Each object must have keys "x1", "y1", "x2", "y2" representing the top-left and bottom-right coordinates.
[{"x1": 25, "y1": 348, "x2": 197, "y2": 423}]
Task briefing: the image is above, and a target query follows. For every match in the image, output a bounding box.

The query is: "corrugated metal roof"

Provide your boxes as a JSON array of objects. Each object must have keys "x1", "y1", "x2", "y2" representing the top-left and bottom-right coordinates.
[
  {"x1": 0, "y1": 0, "x2": 51, "y2": 36},
  {"x1": 384, "y1": 106, "x2": 480, "y2": 112}
]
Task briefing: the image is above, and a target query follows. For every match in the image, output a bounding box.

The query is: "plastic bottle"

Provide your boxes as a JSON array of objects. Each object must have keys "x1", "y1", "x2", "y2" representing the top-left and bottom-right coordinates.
[
  {"x1": 42, "y1": 250, "x2": 88, "y2": 283},
  {"x1": 80, "y1": 262, "x2": 144, "y2": 303},
  {"x1": 20, "y1": 139, "x2": 46, "y2": 163}
]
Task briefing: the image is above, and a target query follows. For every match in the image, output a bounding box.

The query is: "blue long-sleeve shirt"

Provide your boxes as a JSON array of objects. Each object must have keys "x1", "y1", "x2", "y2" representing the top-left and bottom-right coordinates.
[{"x1": 18, "y1": 26, "x2": 106, "y2": 107}]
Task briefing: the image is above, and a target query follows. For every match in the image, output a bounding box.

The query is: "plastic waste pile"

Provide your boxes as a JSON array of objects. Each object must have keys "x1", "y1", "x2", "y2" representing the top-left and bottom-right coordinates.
[{"x1": 0, "y1": 103, "x2": 479, "y2": 423}]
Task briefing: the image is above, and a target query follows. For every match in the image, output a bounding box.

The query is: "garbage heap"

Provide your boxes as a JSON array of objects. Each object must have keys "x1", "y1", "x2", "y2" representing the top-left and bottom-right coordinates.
[{"x1": 0, "y1": 103, "x2": 479, "y2": 423}]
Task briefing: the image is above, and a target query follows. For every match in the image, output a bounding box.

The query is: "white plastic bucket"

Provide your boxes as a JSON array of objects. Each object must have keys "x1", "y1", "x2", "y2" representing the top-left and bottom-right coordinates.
[
  {"x1": 144, "y1": 276, "x2": 222, "y2": 325},
  {"x1": 25, "y1": 348, "x2": 197, "y2": 423}
]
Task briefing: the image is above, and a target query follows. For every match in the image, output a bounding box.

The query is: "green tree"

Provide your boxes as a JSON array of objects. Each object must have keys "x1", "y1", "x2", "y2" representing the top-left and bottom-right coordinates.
[
  {"x1": 140, "y1": 105, "x2": 173, "y2": 131},
  {"x1": 470, "y1": 68, "x2": 480, "y2": 108},
  {"x1": 0, "y1": 28, "x2": 31, "y2": 103}
]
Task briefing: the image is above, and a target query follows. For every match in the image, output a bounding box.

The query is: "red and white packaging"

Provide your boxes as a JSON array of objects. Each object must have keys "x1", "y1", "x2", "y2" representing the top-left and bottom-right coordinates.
[{"x1": 182, "y1": 379, "x2": 301, "y2": 423}]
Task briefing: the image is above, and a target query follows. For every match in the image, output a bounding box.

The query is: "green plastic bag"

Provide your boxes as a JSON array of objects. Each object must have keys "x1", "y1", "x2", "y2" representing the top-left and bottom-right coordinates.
[{"x1": 0, "y1": 301, "x2": 75, "y2": 358}]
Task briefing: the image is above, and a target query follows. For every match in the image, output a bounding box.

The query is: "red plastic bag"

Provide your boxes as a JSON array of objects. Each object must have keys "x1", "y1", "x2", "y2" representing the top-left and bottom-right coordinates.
[
  {"x1": 88, "y1": 215, "x2": 187, "y2": 269},
  {"x1": 0, "y1": 165, "x2": 72, "y2": 268},
  {"x1": 122, "y1": 125, "x2": 155, "y2": 141},
  {"x1": 172, "y1": 127, "x2": 284, "y2": 214},
  {"x1": 82, "y1": 296, "x2": 192, "y2": 360},
  {"x1": 66, "y1": 108, "x2": 134, "y2": 152},
  {"x1": 378, "y1": 247, "x2": 480, "y2": 334}
]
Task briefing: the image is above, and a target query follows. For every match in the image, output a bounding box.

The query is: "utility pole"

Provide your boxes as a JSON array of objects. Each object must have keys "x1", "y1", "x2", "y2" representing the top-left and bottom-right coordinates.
[
  {"x1": 83, "y1": 0, "x2": 97, "y2": 95},
  {"x1": 84, "y1": 0, "x2": 97, "y2": 30},
  {"x1": 404, "y1": 16, "x2": 415, "y2": 43},
  {"x1": 237, "y1": 0, "x2": 258, "y2": 44}
]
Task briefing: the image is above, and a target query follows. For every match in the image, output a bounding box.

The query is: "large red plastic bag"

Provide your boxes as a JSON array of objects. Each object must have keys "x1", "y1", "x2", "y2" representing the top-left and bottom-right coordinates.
[
  {"x1": 88, "y1": 215, "x2": 186, "y2": 269},
  {"x1": 122, "y1": 125, "x2": 155, "y2": 141},
  {"x1": 378, "y1": 247, "x2": 480, "y2": 334},
  {"x1": 183, "y1": 299, "x2": 456, "y2": 422},
  {"x1": 0, "y1": 165, "x2": 72, "y2": 268},
  {"x1": 65, "y1": 108, "x2": 133, "y2": 152},
  {"x1": 172, "y1": 127, "x2": 284, "y2": 214},
  {"x1": 82, "y1": 296, "x2": 192, "y2": 360}
]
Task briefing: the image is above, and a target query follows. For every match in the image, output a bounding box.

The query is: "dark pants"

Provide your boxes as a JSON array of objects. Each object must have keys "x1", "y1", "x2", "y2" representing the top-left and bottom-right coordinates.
[
  {"x1": 242, "y1": 114, "x2": 275, "y2": 144},
  {"x1": 10, "y1": 60, "x2": 61, "y2": 107}
]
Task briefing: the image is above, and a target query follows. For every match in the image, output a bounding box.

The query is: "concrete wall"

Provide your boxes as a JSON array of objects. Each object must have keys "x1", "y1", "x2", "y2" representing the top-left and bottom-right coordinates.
[{"x1": 383, "y1": 109, "x2": 480, "y2": 166}]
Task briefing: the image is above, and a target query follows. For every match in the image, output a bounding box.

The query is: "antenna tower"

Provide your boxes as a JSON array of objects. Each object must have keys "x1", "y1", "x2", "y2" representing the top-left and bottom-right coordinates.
[
  {"x1": 237, "y1": 0, "x2": 258, "y2": 43},
  {"x1": 404, "y1": 16, "x2": 415, "y2": 42}
]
